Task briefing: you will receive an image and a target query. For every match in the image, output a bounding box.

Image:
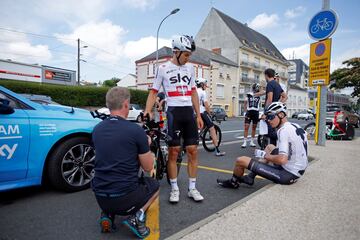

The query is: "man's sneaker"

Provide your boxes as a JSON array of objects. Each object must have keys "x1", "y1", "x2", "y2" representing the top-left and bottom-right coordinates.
[
  {"x1": 99, "y1": 212, "x2": 116, "y2": 233},
  {"x1": 241, "y1": 141, "x2": 247, "y2": 148},
  {"x1": 249, "y1": 141, "x2": 256, "y2": 147},
  {"x1": 169, "y1": 189, "x2": 180, "y2": 203},
  {"x1": 239, "y1": 175, "x2": 255, "y2": 186},
  {"x1": 216, "y1": 179, "x2": 239, "y2": 189},
  {"x1": 188, "y1": 188, "x2": 204, "y2": 201},
  {"x1": 122, "y1": 215, "x2": 150, "y2": 239},
  {"x1": 215, "y1": 151, "x2": 226, "y2": 156}
]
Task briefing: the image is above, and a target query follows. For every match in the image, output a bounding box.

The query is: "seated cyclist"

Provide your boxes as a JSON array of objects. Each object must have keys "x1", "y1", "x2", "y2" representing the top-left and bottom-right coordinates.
[
  {"x1": 92, "y1": 87, "x2": 159, "y2": 238},
  {"x1": 217, "y1": 102, "x2": 308, "y2": 188},
  {"x1": 196, "y1": 77, "x2": 225, "y2": 156}
]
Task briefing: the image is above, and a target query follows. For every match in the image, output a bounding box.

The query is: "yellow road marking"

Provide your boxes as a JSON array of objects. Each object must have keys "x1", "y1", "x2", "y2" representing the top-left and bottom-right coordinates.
[
  {"x1": 146, "y1": 196, "x2": 160, "y2": 240},
  {"x1": 180, "y1": 162, "x2": 264, "y2": 179}
]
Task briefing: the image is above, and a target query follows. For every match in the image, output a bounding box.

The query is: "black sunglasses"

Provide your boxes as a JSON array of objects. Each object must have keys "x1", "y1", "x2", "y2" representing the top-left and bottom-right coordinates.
[{"x1": 266, "y1": 113, "x2": 277, "y2": 121}]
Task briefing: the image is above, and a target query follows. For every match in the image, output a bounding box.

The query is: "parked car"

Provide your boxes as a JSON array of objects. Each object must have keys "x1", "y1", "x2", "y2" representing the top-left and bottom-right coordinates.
[
  {"x1": 97, "y1": 104, "x2": 143, "y2": 122},
  {"x1": 211, "y1": 107, "x2": 228, "y2": 121},
  {"x1": 297, "y1": 111, "x2": 314, "y2": 121},
  {"x1": 0, "y1": 86, "x2": 100, "y2": 192},
  {"x1": 327, "y1": 105, "x2": 360, "y2": 128},
  {"x1": 292, "y1": 111, "x2": 302, "y2": 119}
]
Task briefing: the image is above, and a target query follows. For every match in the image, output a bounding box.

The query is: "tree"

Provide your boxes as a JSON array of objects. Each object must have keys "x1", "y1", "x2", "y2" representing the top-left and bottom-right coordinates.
[
  {"x1": 330, "y1": 57, "x2": 360, "y2": 103},
  {"x1": 102, "y1": 77, "x2": 121, "y2": 87}
]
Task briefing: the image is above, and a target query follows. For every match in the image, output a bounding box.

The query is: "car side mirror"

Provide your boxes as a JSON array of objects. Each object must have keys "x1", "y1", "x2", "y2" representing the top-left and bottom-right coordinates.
[{"x1": 0, "y1": 98, "x2": 15, "y2": 114}]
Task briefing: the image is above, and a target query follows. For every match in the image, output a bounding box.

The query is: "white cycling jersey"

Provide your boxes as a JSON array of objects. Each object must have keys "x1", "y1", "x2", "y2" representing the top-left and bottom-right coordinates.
[
  {"x1": 277, "y1": 122, "x2": 308, "y2": 177},
  {"x1": 196, "y1": 88, "x2": 207, "y2": 113},
  {"x1": 152, "y1": 61, "x2": 196, "y2": 107}
]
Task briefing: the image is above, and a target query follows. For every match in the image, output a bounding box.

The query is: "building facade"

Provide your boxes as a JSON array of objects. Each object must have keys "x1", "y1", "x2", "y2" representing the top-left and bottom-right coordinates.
[
  {"x1": 117, "y1": 73, "x2": 137, "y2": 89},
  {"x1": 135, "y1": 46, "x2": 239, "y2": 116},
  {"x1": 288, "y1": 59, "x2": 309, "y2": 88},
  {"x1": 287, "y1": 84, "x2": 309, "y2": 117},
  {"x1": 196, "y1": 8, "x2": 289, "y2": 115},
  {"x1": 0, "y1": 59, "x2": 76, "y2": 85}
]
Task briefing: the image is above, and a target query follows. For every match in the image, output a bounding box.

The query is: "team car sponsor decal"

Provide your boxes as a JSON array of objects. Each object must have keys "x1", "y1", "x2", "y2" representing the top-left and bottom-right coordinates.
[{"x1": 0, "y1": 124, "x2": 21, "y2": 160}]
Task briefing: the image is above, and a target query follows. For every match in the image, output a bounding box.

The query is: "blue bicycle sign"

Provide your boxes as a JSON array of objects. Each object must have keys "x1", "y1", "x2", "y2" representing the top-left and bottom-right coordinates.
[{"x1": 308, "y1": 9, "x2": 338, "y2": 41}]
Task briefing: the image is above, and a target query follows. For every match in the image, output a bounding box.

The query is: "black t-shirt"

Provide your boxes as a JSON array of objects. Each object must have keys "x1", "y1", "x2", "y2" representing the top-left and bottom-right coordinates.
[
  {"x1": 91, "y1": 116, "x2": 149, "y2": 194},
  {"x1": 265, "y1": 80, "x2": 283, "y2": 107}
]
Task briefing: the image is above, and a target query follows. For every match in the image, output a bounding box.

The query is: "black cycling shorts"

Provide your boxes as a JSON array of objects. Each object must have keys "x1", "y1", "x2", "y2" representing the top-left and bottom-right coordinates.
[
  {"x1": 95, "y1": 177, "x2": 159, "y2": 215},
  {"x1": 166, "y1": 106, "x2": 199, "y2": 147},
  {"x1": 201, "y1": 112, "x2": 214, "y2": 129},
  {"x1": 247, "y1": 149, "x2": 303, "y2": 185},
  {"x1": 245, "y1": 110, "x2": 259, "y2": 124}
]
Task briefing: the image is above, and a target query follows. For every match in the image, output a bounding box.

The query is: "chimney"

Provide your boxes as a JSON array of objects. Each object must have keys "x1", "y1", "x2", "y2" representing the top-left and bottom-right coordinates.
[{"x1": 212, "y1": 48, "x2": 221, "y2": 55}]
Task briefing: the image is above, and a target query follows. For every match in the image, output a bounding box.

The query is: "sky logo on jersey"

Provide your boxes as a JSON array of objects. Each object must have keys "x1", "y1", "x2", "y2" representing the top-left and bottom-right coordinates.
[{"x1": 169, "y1": 73, "x2": 191, "y2": 85}]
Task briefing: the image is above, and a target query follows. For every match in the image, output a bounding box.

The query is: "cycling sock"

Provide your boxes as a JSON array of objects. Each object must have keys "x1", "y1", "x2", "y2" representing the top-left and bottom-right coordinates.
[
  {"x1": 189, "y1": 178, "x2": 196, "y2": 190},
  {"x1": 231, "y1": 175, "x2": 240, "y2": 184},
  {"x1": 170, "y1": 178, "x2": 179, "y2": 190},
  {"x1": 136, "y1": 209, "x2": 145, "y2": 222},
  {"x1": 215, "y1": 146, "x2": 220, "y2": 153}
]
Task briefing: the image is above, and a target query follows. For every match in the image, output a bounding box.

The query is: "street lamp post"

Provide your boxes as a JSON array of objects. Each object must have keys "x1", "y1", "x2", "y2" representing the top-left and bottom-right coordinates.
[
  {"x1": 155, "y1": 8, "x2": 180, "y2": 68},
  {"x1": 77, "y1": 38, "x2": 88, "y2": 86}
]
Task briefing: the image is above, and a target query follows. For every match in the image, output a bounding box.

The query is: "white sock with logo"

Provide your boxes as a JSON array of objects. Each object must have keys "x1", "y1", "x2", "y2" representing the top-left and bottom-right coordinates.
[
  {"x1": 189, "y1": 178, "x2": 196, "y2": 190},
  {"x1": 170, "y1": 178, "x2": 179, "y2": 191}
]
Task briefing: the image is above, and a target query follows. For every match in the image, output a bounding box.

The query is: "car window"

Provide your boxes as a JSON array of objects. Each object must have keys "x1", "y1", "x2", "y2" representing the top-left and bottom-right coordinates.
[{"x1": 0, "y1": 91, "x2": 21, "y2": 109}]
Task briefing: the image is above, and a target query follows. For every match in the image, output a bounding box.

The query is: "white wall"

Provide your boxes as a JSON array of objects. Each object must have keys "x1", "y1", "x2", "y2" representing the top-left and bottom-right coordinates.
[{"x1": 0, "y1": 60, "x2": 42, "y2": 83}]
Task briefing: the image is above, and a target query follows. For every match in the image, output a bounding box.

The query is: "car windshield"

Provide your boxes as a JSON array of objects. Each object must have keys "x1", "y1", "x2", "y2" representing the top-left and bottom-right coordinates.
[{"x1": 131, "y1": 104, "x2": 141, "y2": 110}]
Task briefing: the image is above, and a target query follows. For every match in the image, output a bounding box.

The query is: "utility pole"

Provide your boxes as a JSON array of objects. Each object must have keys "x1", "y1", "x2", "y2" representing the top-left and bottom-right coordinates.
[{"x1": 77, "y1": 38, "x2": 80, "y2": 86}]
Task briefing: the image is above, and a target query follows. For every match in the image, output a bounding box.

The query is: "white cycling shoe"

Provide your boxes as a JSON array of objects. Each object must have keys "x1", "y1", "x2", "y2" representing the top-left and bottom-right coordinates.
[
  {"x1": 241, "y1": 141, "x2": 247, "y2": 148},
  {"x1": 249, "y1": 141, "x2": 256, "y2": 147},
  {"x1": 188, "y1": 188, "x2": 204, "y2": 202},
  {"x1": 169, "y1": 189, "x2": 180, "y2": 203}
]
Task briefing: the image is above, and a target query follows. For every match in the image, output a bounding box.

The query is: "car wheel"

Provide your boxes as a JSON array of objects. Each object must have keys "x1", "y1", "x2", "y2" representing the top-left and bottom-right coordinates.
[
  {"x1": 136, "y1": 115, "x2": 142, "y2": 122},
  {"x1": 224, "y1": 116, "x2": 227, "y2": 121},
  {"x1": 47, "y1": 137, "x2": 95, "y2": 192}
]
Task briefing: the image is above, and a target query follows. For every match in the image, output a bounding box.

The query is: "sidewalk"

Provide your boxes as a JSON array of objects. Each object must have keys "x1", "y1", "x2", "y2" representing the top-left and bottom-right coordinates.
[{"x1": 168, "y1": 138, "x2": 360, "y2": 240}]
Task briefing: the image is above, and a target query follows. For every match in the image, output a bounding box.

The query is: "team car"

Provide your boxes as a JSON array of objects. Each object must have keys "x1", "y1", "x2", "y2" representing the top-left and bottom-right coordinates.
[{"x1": 0, "y1": 86, "x2": 100, "y2": 192}]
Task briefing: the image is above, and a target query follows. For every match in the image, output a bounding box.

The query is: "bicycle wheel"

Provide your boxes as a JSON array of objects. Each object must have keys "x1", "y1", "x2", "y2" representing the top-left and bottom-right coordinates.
[
  {"x1": 202, "y1": 125, "x2": 222, "y2": 152},
  {"x1": 304, "y1": 122, "x2": 316, "y2": 140},
  {"x1": 166, "y1": 150, "x2": 183, "y2": 185}
]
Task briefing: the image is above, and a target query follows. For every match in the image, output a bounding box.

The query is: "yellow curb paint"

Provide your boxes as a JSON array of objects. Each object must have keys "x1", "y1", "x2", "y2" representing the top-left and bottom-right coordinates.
[
  {"x1": 146, "y1": 196, "x2": 160, "y2": 240},
  {"x1": 180, "y1": 162, "x2": 264, "y2": 179}
]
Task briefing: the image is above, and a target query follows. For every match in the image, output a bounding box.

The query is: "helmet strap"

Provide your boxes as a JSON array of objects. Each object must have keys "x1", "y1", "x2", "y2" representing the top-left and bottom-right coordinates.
[
  {"x1": 276, "y1": 112, "x2": 286, "y2": 128},
  {"x1": 176, "y1": 51, "x2": 183, "y2": 65}
]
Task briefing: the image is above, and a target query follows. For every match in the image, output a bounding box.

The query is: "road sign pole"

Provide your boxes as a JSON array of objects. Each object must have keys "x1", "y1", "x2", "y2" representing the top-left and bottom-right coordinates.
[{"x1": 316, "y1": 0, "x2": 330, "y2": 146}]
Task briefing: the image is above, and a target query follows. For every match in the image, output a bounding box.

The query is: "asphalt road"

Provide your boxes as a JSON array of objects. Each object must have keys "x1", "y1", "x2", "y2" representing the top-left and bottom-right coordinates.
[{"x1": 0, "y1": 118, "x2": 358, "y2": 240}]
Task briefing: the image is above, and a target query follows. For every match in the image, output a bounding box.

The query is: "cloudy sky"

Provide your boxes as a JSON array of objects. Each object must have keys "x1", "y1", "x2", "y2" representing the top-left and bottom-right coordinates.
[{"x1": 0, "y1": 0, "x2": 358, "y2": 83}]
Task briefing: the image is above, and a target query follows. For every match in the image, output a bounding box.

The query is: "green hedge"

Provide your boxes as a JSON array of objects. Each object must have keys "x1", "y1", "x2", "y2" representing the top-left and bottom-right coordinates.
[{"x1": 0, "y1": 79, "x2": 149, "y2": 107}]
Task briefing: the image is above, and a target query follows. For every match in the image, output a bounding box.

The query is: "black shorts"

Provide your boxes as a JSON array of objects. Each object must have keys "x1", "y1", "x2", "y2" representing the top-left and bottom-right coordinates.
[
  {"x1": 94, "y1": 177, "x2": 159, "y2": 215},
  {"x1": 166, "y1": 106, "x2": 199, "y2": 147},
  {"x1": 247, "y1": 149, "x2": 303, "y2": 185},
  {"x1": 201, "y1": 112, "x2": 214, "y2": 129},
  {"x1": 245, "y1": 110, "x2": 259, "y2": 124}
]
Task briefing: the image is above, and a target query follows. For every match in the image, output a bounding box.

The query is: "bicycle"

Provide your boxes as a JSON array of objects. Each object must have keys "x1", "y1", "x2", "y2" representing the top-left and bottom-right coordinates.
[
  {"x1": 199, "y1": 119, "x2": 223, "y2": 152},
  {"x1": 310, "y1": 18, "x2": 334, "y2": 34},
  {"x1": 304, "y1": 111, "x2": 355, "y2": 140}
]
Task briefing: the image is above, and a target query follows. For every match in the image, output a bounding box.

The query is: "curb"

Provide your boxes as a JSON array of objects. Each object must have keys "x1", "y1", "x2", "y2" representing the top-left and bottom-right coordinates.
[{"x1": 166, "y1": 155, "x2": 319, "y2": 240}]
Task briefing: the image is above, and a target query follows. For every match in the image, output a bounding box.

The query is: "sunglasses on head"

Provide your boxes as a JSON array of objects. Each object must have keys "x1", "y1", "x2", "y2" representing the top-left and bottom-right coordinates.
[{"x1": 266, "y1": 113, "x2": 277, "y2": 121}]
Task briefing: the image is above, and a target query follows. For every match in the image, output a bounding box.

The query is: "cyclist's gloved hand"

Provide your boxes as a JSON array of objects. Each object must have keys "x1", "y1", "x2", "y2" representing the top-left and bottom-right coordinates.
[{"x1": 254, "y1": 149, "x2": 266, "y2": 158}]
